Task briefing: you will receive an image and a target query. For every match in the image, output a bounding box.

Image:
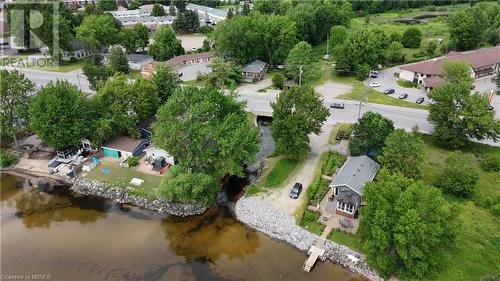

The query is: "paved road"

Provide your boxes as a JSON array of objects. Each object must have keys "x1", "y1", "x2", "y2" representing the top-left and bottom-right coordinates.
[{"x1": 3, "y1": 66, "x2": 498, "y2": 147}]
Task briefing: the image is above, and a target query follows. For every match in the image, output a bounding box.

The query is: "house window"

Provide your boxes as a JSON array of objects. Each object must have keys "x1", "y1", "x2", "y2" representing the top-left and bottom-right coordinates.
[
  {"x1": 337, "y1": 201, "x2": 354, "y2": 214},
  {"x1": 334, "y1": 187, "x2": 339, "y2": 196}
]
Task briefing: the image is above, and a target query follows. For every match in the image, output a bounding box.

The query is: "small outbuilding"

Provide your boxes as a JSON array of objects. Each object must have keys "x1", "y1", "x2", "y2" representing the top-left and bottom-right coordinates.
[
  {"x1": 241, "y1": 60, "x2": 268, "y2": 83},
  {"x1": 144, "y1": 146, "x2": 174, "y2": 165},
  {"x1": 101, "y1": 136, "x2": 149, "y2": 159},
  {"x1": 127, "y1": 54, "x2": 154, "y2": 70}
]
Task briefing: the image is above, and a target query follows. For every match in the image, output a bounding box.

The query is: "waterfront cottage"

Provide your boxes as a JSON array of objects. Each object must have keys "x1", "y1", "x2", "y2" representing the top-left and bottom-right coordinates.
[
  {"x1": 327, "y1": 156, "x2": 379, "y2": 219},
  {"x1": 101, "y1": 136, "x2": 149, "y2": 159}
]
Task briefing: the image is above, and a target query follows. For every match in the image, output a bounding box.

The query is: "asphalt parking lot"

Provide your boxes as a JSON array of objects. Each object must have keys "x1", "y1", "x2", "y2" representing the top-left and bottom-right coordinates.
[{"x1": 178, "y1": 62, "x2": 212, "y2": 81}]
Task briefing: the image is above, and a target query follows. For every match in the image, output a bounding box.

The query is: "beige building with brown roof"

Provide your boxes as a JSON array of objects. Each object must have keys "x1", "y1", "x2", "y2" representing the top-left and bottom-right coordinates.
[{"x1": 399, "y1": 46, "x2": 500, "y2": 91}]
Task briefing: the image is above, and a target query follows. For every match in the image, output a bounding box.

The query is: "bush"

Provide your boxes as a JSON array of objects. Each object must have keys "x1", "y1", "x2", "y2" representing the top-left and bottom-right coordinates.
[
  {"x1": 322, "y1": 151, "x2": 346, "y2": 176},
  {"x1": 397, "y1": 80, "x2": 418, "y2": 88},
  {"x1": 355, "y1": 63, "x2": 371, "y2": 81},
  {"x1": 435, "y1": 152, "x2": 479, "y2": 198},
  {"x1": 272, "y1": 73, "x2": 285, "y2": 89},
  {"x1": 126, "y1": 156, "x2": 139, "y2": 167},
  {"x1": 302, "y1": 210, "x2": 319, "y2": 222},
  {"x1": 402, "y1": 27, "x2": 422, "y2": 48},
  {"x1": 491, "y1": 204, "x2": 500, "y2": 217},
  {"x1": 481, "y1": 154, "x2": 500, "y2": 172},
  {"x1": 0, "y1": 150, "x2": 17, "y2": 167}
]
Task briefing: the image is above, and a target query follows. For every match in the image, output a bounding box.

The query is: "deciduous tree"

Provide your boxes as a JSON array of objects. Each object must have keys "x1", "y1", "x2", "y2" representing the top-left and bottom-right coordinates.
[
  {"x1": 361, "y1": 169, "x2": 460, "y2": 278},
  {"x1": 82, "y1": 56, "x2": 111, "y2": 91},
  {"x1": 119, "y1": 23, "x2": 150, "y2": 53},
  {"x1": 76, "y1": 14, "x2": 119, "y2": 51},
  {"x1": 428, "y1": 83, "x2": 498, "y2": 148},
  {"x1": 108, "y1": 46, "x2": 130, "y2": 74},
  {"x1": 97, "y1": 0, "x2": 117, "y2": 11},
  {"x1": 379, "y1": 129, "x2": 425, "y2": 179},
  {"x1": 152, "y1": 86, "x2": 259, "y2": 178},
  {"x1": 271, "y1": 86, "x2": 329, "y2": 158},
  {"x1": 149, "y1": 25, "x2": 184, "y2": 61},
  {"x1": 202, "y1": 57, "x2": 241, "y2": 89},
  {"x1": 272, "y1": 73, "x2": 285, "y2": 89},
  {"x1": 172, "y1": 10, "x2": 200, "y2": 33},
  {"x1": 435, "y1": 151, "x2": 479, "y2": 198},
  {"x1": 0, "y1": 70, "x2": 34, "y2": 153},
  {"x1": 151, "y1": 64, "x2": 181, "y2": 103},
  {"x1": 441, "y1": 60, "x2": 474, "y2": 85},
  {"x1": 349, "y1": 111, "x2": 394, "y2": 156},
  {"x1": 329, "y1": 25, "x2": 348, "y2": 49},
  {"x1": 387, "y1": 41, "x2": 404, "y2": 63},
  {"x1": 402, "y1": 27, "x2": 422, "y2": 48},
  {"x1": 286, "y1": 41, "x2": 313, "y2": 81},
  {"x1": 29, "y1": 81, "x2": 92, "y2": 149}
]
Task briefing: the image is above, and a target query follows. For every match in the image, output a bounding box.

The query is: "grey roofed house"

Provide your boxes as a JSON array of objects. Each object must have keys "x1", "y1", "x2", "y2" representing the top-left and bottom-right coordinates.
[
  {"x1": 242, "y1": 59, "x2": 267, "y2": 73},
  {"x1": 326, "y1": 155, "x2": 379, "y2": 218},
  {"x1": 330, "y1": 155, "x2": 380, "y2": 195},
  {"x1": 241, "y1": 60, "x2": 268, "y2": 82}
]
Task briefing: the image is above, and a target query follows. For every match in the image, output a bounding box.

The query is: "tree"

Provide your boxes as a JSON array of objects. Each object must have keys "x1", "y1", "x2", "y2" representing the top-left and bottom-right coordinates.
[
  {"x1": 312, "y1": 1, "x2": 354, "y2": 44},
  {"x1": 426, "y1": 41, "x2": 437, "y2": 56},
  {"x1": 159, "y1": 165, "x2": 217, "y2": 206},
  {"x1": 286, "y1": 41, "x2": 313, "y2": 81},
  {"x1": 29, "y1": 81, "x2": 92, "y2": 149},
  {"x1": 361, "y1": 169, "x2": 460, "y2": 278},
  {"x1": 241, "y1": 2, "x2": 250, "y2": 16},
  {"x1": 227, "y1": 8, "x2": 235, "y2": 19},
  {"x1": 449, "y1": 10, "x2": 483, "y2": 51},
  {"x1": 119, "y1": 23, "x2": 150, "y2": 53},
  {"x1": 402, "y1": 27, "x2": 422, "y2": 48},
  {"x1": 329, "y1": 25, "x2": 348, "y2": 49},
  {"x1": 203, "y1": 57, "x2": 241, "y2": 89},
  {"x1": 151, "y1": 64, "x2": 181, "y2": 103},
  {"x1": 441, "y1": 60, "x2": 474, "y2": 85},
  {"x1": 0, "y1": 70, "x2": 34, "y2": 153},
  {"x1": 253, "y1": 0, "x2": 280, "y2": 14},
  {"x1": 349, "y1": 111, "x2": 394, "y2": 156},
  {"x1": 272, "y1": 73, "x2": 285, "y2": 90},
  {"x1": 172, "y1": 10, "x2": 200, "y2": 33},
  {"x1": 151, "y1": 3, "x2": 166, "y2": 16},
  {"x1": 108, "y1": 46, "x2": 130, "y2": 74},
  {"x1": 82, "y1": 57, "x2": 111, "y2": 91},
  {"x1": 169, "y1": 0, "x2": 177, "y2": 16},
  {"x1": 84, "y1": 3, "x2": 103, "y2": 15},
  {"x1": 97, "y1": 0, "x2": 117, "y2": 11},
  {"x1": 92, "y1": 74, "x2": 159, "y2": 144},
  {"x1": 76, "y1": 15, "x2": 119, "y2": 51},
  {"x1": 435, "y1": 151, "x2": 479, "y2": 197},
  {"x1": 379, "y1": 129, "x2": 425, "y2": 179},
  {"x1": 428, "y1": 82, "x2": 498, "y2": 148},
  {"x1": 389, "y1": 31, "x2": 402, "y2": 43},
  {"x1": 286, "y1": 4, "x2": 316, "y2": 43},
  {"x1": 259, "y1": 15, "x2": 298, "y2": 67},
  {"x1": 175, "y1": 0, "x2": 187, "y2": 13},
  {"x1": 271, "y1": 86, "x2": 329, "y2": 158},
  {"x1": 149, "y1": 25, "x2": 184, "y2": 61},
  {"x1": 387, "y1": 41, "x2": 404, "y2": 63},
  {"x1": 152, "y1": 86, "x2": 259, "y2": 178}
]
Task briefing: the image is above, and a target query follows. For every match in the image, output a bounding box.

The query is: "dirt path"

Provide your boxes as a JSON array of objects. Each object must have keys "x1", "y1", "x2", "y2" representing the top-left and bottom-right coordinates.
[
  {"x1": 258, "y1": 123, "x2": 334, "y2": 216},
  {"x1": 314, "y1": 81, "x2": 353, "y2": 99}
]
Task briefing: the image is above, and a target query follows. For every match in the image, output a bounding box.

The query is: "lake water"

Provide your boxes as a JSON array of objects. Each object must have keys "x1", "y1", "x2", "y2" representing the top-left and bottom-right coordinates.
[{"x1": 0, "y1": 174, "x2": 362, "y2": 281}]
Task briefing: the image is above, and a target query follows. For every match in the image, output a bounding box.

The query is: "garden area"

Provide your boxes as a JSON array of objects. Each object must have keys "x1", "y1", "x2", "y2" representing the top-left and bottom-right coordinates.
[{"x1": 85, "y1": 159, "x2": 164, "y2": 200}]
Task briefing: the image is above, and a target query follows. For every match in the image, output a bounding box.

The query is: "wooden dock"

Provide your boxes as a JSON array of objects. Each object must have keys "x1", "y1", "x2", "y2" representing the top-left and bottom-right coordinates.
[{"x1": 303, "y1": 245, "x2": 325, "y2": 272}]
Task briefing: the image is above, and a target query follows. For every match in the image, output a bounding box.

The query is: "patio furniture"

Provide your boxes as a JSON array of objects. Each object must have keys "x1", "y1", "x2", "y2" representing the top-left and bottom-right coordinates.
[{"x1": 339, "y1": 218, "x2": 353, "y2": 228}]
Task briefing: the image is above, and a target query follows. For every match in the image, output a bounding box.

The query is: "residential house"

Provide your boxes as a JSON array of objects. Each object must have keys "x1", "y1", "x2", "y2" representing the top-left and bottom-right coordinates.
[
  {"x1": 127, "y1": 54, "x2": 153, "y2": 70},
  {"x1": 101, "y1": 136, "x2": 150, "y2": 159},
  {"x1": 141, "y1": 52, "x2": 213, "y2": 78},
  {"x1": 241, "y1": 60, "x2": 267, "y2": 83},
  {"x1": 327, "y1": 156, "x2": 380, "y2": 219},
  {"x1": 61, "y1": 40, "x2": 91, "y2": 61},
  {"x1": 399, "y1": 45, "x2": 500, "y2": 92},
  {"x1": 186, "y1": 3, "x2": 227, "y2": 24}
]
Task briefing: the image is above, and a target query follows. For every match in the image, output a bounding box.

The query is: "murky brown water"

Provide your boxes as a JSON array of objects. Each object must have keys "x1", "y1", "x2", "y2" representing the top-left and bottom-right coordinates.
[{"x1": 1, "y1": 174, "x2": 362, "y2": 281}]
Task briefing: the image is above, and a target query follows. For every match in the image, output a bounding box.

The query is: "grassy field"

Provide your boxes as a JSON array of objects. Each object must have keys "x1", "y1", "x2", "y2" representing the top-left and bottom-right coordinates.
[
  {"x1": 301, "y1": 220, "x2": 325, "y2": 236},
  {"x1": 86, "y1": 160, "x2": 164, "y2": 199},
  {"x1": 246, "y1": 156, "x2": 302, "y2": 195}
]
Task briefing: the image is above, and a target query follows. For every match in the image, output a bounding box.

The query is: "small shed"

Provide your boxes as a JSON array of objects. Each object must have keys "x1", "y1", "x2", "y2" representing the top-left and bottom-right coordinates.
[
  {"x1": 144, "y1": 146, "x2": 174, "y2": 165},
  {"x1": 101, "y1": 136, "x2": 149, "y2": 159}
]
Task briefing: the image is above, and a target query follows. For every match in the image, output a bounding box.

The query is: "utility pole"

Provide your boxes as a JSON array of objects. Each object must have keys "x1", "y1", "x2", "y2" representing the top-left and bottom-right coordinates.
[
  {"x1": 299, "y1": 65, "x2": 303, "y2": 86},
  {"x1": 357, "y1": 89, "x2": 367, "y2": 120}
]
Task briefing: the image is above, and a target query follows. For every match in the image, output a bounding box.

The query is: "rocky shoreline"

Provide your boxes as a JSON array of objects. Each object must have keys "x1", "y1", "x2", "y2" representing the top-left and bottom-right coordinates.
[
  {"x1": 235, "y1": 196, "x2": 382, "y2": 281},
  {"x1": 69, "y1": 176, "x2": 207, "y2": 217}
]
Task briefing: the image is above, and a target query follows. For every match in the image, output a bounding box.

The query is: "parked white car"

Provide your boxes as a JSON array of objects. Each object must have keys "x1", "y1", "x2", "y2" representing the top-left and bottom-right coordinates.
[{"x1": 369, "y1": 82, "x2": 381, "y2": 88}]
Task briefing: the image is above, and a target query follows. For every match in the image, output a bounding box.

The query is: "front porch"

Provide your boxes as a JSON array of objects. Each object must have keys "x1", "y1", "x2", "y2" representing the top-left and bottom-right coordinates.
[{"x1": 318, "y1": 188, "x2": 360, "y2": 234}]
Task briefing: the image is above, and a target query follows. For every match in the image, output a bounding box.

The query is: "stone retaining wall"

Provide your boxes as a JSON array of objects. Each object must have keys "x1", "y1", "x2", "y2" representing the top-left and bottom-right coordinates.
[
  {"x1": 235, "y1": 196, "x2": 382, "y2": 281},
  {"x1": 70, "y1": 176, "x2": 207, "y2": 217}
]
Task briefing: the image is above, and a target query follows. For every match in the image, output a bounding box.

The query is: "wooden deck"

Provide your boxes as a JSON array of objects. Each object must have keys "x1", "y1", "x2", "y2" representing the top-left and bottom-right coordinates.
[{"x1": 303, "y1": 245, "x2": 325, "y2": 272}]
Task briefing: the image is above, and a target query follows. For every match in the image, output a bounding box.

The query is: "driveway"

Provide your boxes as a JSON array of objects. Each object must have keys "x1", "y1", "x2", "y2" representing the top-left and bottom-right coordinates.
[
  {"x1": 258, "y1": 123, "x2": 334, "y2": 216},
  {"x1": 365, "y1": 66, "x2": 428, "y2": 103},
  {"x1": 178, "y1": 62, "x2": 212, "y2": 81},
  {"x1": 236, "y1": 78, "x2": 273, "y2": 92},
  {"x1": 314, "y1": 81, "x2": 353, "y2": 99}
]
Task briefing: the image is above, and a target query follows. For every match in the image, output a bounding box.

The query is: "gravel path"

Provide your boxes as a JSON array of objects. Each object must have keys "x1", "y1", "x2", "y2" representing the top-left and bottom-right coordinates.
[
  {"x1": 235, "y1": 196, "x2": 382, "y2": 281},
  {"x1": 314, "y1": 81, "x2": 353, "y2": 99}
]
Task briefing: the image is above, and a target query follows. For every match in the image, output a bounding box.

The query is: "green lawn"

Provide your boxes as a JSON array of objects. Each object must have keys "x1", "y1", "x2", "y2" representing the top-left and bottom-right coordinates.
[
  {"x1": 328, "y1": 230, "x2": 364, "y2": 252},
  {"x1": 301, "y1": 221, "x2": 325, "y2": 236},
  {"x1": 264, "y1": 158, "x2": 301, "y2": 187},
  {"x1": 30, "y1": 60, "x2": 85, "y2": 73},
  {"x1": 86, "y1": 160, "x2": 164, "y2": 199}
]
